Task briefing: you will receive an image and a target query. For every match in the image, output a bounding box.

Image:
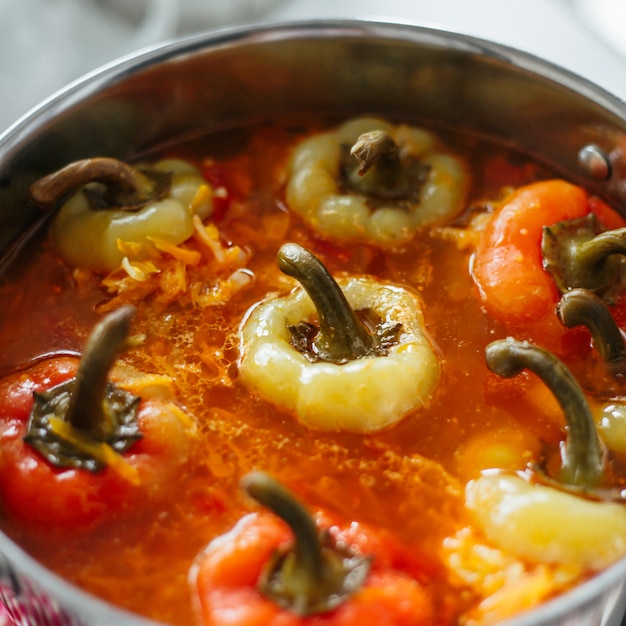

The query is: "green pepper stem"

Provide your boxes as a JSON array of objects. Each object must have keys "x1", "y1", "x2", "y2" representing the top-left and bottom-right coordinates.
[
  {"x1": 66, "y1": 305, "x2": 136, "y2": 438},
  {"x1": 346, "y1": 130, "x2": 412, "y2": 200},
  {"x1": 30, "y1": 157, "x2": 156, "y2": 211},
  {"x1": 485, "y1": 338, "x2": 605, "y2": 487},
  {"x1": 242, "y1": 471, "x2": 325, "y2": 584},
  {"x1": 277, "y1": 243, "x2": 375, "y2": 363},
  {"x1": 350, "y1": 130, "x2": 400, "y2": 176},
  {"x1": 557, "y1": 288, "x2": 626, "y2": 364},
  {"x1": 575, "y1": 228, "x2": 626, "y2": 274},
  {"x1": 542, "y1": 215, "x2": 626, "y2": 297},
  {"x1": 241, "y1": 471, "x2": 370, "y2": 616}
]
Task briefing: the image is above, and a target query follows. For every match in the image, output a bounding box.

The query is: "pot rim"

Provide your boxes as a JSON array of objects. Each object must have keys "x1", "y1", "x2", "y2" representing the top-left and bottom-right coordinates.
[
  {"x1": 2, "y1": 17, "x2": 625, "y2": 152},
  {"x1": 0, "y1": 18, "x2": 625, "y2": 626}
]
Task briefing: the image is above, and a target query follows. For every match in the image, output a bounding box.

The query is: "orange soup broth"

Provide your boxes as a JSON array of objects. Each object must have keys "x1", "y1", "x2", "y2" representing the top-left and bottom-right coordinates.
[{"x1": 0, "y1": 120, "x2": 583, "y2": 625}]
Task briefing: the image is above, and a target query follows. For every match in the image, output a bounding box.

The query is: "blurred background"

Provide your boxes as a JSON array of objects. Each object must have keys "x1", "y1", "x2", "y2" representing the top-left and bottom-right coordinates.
[{"x1": 0, "y1": 0, "x2": 625, "y2": 133}]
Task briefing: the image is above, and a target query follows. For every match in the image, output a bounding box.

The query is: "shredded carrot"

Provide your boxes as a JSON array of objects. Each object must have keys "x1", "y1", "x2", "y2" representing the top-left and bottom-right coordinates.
[
  {"x1": 96, "y1": 216, "x2": 254, "y2": 314},
  {"x1": 47, "y1": 417, "x2": 141, "y2": 485},
  {"x1": 148, "y1": 237, "x2": 202, "y2": 266},
  {"x1": 190, "y1": 184, "x2": 213, "y2": 216},
  {"x1": 116, "y1": 374, "x2": 174, "y2": 399},
  {"x1": 197, "y1": 342, "x2": 234, "y2": 387},
  {"x1": 120, "y1": 258, "x2": 160, "y2": 282},
  {"x1": 163, "y1": 402, "x2": 197, "y2": 430},
  {"x1": 192, "y1": 216, "x2": 227, "y2": 263},
  {"x1": 467, "y1": 567, "x2": 557, "y2": 625},
  {"x1": 117, "y1": 239, "x2": 146, "y2": 258},
  {"x1": 442, "y1": 527, "x2": 578, "y2": 625}
]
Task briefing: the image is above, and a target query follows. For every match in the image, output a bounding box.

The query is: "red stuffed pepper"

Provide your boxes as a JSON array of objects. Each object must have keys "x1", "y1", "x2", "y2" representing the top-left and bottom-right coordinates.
[
  {"x1": 471, "y1": 179, "x2": 626, "y2": 355},
  {"x1": 0, "y1": 305, "x2": 196, "y2": 532},
  {"x1": 190, "y1": 471, "x2": 439, "y2": 626}
]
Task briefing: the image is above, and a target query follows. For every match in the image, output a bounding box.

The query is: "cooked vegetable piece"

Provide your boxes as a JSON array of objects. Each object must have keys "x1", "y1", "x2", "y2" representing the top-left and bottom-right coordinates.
[
  {"x1": 0, "y1": 306, "x2": 196, "y2": 530},
  {"x1": 441, "y1": 525, "x2": 578, "y2": 626},
  {"x1": 285, "y1": 117, "x2": 469, "y2": 246},
  {"x1": 453, "y1": 422, "x2": 540, "y2": 482},
  {"x1": 471, "y1": 180, "x2": 625, "y2": 353},
  {"x1": 238, "y1": 243, "x2": 441, "y2": 432},
  {"x1": 594, "y1": 401, "x2": 626, "y2": 455},
  {"x1": 190, "y1": 471, "x2": 436, "y2": 625},
  {"x1": 31, "y1": 157, "x2": 213, "y2": 272},
  {"x1": 466, "y1": 472, "x2": 626, "y2": 570}
]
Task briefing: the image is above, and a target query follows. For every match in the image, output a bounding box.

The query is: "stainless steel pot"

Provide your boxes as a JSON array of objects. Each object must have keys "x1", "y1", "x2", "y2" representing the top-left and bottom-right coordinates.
[{"x1": 0, "y1": 19, "x2": 625, "y2": 626}]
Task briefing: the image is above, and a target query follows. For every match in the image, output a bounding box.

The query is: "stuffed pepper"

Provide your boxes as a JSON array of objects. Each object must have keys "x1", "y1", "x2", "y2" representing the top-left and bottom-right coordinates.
[
  {"x1": 238, "y1": 243, "x2": 441, "y2": 432},
  {"x1": 285, "y1": 117, "x2": 469, "y2": 247},
  {"x1": 31, "y1": 157, "x2": 214, "y2": 272},
  {"x1": 465, "y1": 337, "x2": 626, "y2": 571},
  {"x1": 471, "y1": 179, "x2": 626, "y2": 354},
  {"x1": 0, "y1": 305, "x2": 196, "y2": 531},
  {"x1": 190, "y1": 471, "x2": 438, "y2": 625}
]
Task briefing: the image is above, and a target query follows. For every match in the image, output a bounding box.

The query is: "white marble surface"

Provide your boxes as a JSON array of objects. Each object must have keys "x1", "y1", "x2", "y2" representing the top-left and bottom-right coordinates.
[{"x1": 0, "y1": 0, "x2": 625, "y2": 134}]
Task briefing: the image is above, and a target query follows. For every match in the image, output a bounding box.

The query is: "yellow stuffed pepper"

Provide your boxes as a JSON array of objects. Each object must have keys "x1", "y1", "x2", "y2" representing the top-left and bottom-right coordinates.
[
  {"x1": 285, "y1": 117, "x2": 469, "y2": 247},
  {"x1": 238, "y1": 243, "x2": 441, "y2": 433}
]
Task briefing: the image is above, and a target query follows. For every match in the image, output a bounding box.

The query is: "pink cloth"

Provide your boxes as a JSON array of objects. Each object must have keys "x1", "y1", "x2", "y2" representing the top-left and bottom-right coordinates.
[{"x1": 0, "y1": 581, "x2": 74, "y2": 625}]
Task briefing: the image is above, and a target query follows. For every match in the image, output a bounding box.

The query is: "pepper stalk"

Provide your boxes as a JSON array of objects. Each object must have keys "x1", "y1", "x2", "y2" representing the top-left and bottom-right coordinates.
[
  {"x1": 557, "y1": 288, "x2": 626, "y2": 366},
  {"x1": 242, "y1": 472, "x2": 370, "y2": 616},
  {"x1": 485, "y1": 337, "x2": 606, "y2": 489},
  {"x1": 277, "y1": 242, "x2": 384, "y2": 363},
  {"x1": 25, "y1": 305, "x2": 143, "y2": 475},
  {"x1": 558, "y1": 288, "x2": 626, "y2": 455},
  {"x1": 347, "y1": 129, "x2": 412, "y2": 198},
  {"x1": 542, "y1": 212, "x2": 626, "y2": 302}
]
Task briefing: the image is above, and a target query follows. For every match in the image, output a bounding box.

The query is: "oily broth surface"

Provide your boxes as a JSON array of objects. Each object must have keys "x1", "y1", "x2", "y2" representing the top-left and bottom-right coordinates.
[{"x1": 0, "y1": 121, "x2": 566, "y2": 624}]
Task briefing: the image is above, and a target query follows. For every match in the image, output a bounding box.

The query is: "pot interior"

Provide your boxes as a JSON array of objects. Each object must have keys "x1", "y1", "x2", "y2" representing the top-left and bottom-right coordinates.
[{"x1": 0, "y1": 19, "x2": 626, "y2": 626}]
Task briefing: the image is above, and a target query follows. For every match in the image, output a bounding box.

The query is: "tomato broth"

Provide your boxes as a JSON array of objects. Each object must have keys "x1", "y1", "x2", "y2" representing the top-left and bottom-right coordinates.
[{"x1": 0, "y1": 118, "x2": 621, "y2": 626}]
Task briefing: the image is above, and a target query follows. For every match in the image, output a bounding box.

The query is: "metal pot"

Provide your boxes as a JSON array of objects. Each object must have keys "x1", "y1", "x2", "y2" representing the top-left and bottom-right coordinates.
[{"x1": 0, "y1": 19, "x2": 625, "y2": 626}]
